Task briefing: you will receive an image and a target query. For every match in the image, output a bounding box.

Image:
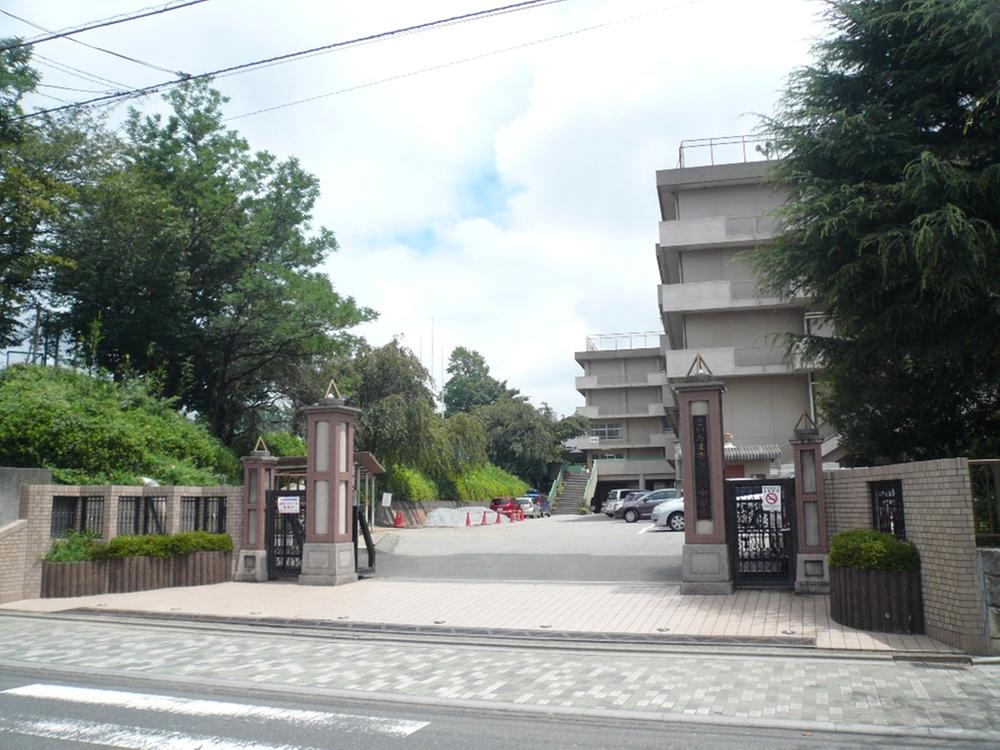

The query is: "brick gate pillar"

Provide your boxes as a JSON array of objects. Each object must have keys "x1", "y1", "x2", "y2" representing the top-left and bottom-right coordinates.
[
  {"x1": 674, "y1": 367, "x2": 733, "y2": 594},
  {"x1": 234, "y1": 444, "x2": 277, "y2": 582},
  {"x1": 791, "y1": 415, "x2": 829, "y2": 593},
  {"x1": 299, "y1": 395, "x2": 361, "y2": 586}
]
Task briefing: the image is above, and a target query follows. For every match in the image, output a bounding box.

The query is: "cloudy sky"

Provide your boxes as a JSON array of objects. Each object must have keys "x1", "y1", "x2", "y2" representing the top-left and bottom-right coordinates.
[{"x1": 9, "y1": 0, "x2": 824, "y2": 415}]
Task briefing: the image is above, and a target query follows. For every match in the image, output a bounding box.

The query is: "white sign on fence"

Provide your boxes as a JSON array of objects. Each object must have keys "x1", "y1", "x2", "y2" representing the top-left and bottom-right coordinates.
[
  {"x1": 277, "y1": 496, "x2": 300, "y2": 514},
  {"x1": 381, "y1": 492, "x2": 393, "y2": 507},
  {"x1": 761, "y1": 485, "x2": 782, "y2": 512}
]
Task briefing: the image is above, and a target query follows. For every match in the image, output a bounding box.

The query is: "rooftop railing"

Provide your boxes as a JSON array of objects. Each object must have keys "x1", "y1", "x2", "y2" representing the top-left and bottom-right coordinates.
[
  {"x1": 677, "y1": 134, "x2": 781, "y2": 168},
  {"x1": 585, "y1": 332, "x2": 662, "y2": 351}
]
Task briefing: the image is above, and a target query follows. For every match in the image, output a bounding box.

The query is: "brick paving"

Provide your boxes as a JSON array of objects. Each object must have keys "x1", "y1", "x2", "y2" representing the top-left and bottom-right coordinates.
[
  {"x1": 0, "y1": 612, "x2": 997, "y2": 740},
  {"x1": 0, "y1": 579, "x2": 956, "y2": 653}
]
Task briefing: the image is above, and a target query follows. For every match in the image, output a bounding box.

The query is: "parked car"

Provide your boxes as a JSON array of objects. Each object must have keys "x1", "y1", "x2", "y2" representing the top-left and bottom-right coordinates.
[
  {"x1": 489, "y1": 497, "x2": 518, "y2": 515},
  {"x1": 650, "y1": 497, "x2": 685, "y2": 531},
  {"x1": 615, "y1": 488, "x2": 682, "y2": 523},
  {"x1": 604, "y1": 489, "x2": 641, "y2": 517},
  {"x1": 517, "y1": 496, "x2": 540, "y2": 518}
]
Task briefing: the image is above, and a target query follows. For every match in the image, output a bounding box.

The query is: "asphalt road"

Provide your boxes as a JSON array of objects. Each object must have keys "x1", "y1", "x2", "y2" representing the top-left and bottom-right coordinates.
[
  {"x1": 0, "y1": 667, "x2": 977, "y2": 750},
  {"x1": 376, "y1": 513, "x2": 685, "y2": 583}
]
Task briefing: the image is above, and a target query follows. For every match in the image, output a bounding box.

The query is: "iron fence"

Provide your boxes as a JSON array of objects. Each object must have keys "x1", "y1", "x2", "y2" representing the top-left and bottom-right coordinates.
[{"x1": 970, "y1": 460, "x2": 1000, "y2": 545}]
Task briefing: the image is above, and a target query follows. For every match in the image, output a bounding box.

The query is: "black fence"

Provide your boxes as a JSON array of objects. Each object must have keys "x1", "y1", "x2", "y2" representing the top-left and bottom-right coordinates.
[{"x1": 971, "y1": 461, "x2": 1000, "y2": 546}]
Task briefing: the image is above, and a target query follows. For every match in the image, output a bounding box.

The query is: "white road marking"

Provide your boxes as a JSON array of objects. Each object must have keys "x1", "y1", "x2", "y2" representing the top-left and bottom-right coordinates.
[
  {"x1": 638, "y1": 524, "x2": 656, "y2": 534},
  {"x1": 2, "y1": 683, "x2": 428, "y2": 736},
  {"x1": 0, "y1": 717, "x2": 316, "y2": 750}
]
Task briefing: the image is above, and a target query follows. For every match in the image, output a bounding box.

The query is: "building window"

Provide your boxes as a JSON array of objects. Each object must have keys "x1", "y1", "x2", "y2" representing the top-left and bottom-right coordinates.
[
  {"x1": 51, "y1": 496, "x2": 104, "y2": 538},
  {"x1": 117, "y1": 496, "x2": 167, "y2": 536},
  {"x1": 601, "y1": 453, "x2": 624, "y2": 459},
  {"x1": 591, "y1": 423, "x2": 623, "y2": 440},
  {"x1": 180, "y1": 496, "x2": 227, "y2": 533}
]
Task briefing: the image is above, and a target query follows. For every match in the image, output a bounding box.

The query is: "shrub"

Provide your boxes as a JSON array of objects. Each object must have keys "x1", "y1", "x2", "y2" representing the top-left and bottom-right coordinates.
[
  {"x1": 42, "y1": 530, "x2": 106, "y2": 562},
  {"x1": 386, "y1": 464, "x2": 438, "y2": 502},
  {"x1": 0, "y1": 365, "x2": 238, "y2": 485},
  {"x1": 90, "y1": 532, "x2": 233, "y2": 560},
  {"x1": 451, "y1": 464, "x2": 527, "y2": 503},
  {"x1": 829, "y1": 529, "x2": 920, "y2": 572}
]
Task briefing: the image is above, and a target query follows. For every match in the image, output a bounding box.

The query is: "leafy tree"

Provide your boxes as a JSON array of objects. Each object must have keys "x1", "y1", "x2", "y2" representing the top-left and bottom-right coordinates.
[
  {"x1": 52, "y1": 80, "x2": 373, "y2": 442},
  {"x1": 0, "y1": 365, "x2": 237, "y2": 484},
  {"x1": 752, "y1": 0, "x2": 1000, "y2": 463},
  {"x1": 442, "y1": 346, "x2": 519, "y2": 416},
  {"x1": 475, "y1": 398, "x2": 586, "y2": 487}
]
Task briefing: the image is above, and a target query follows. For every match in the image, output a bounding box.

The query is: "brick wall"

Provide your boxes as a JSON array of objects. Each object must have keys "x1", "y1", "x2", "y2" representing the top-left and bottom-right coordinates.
[
  {"x1": 0, "y1": 520, "x2": 29, "y2": 604},
  {"x1": 5, "y1": 484, "x2": 243, "y2": 603},
  {"x1": 825, "y1": 458, "x2": 986, "y2": 654}
]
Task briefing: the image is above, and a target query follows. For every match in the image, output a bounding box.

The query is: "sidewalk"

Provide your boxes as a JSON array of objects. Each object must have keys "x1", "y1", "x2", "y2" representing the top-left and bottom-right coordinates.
[
  {"x1": 0, "y1": 610, "x2": 997, "y2": 742},
  {"x1": 1, "y1": 578, "x2": 955, "y2": 654}
]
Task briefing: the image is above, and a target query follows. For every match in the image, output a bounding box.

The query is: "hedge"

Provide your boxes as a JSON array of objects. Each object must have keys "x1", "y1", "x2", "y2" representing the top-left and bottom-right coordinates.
[
  {"x1": 828, "y1": 529, "x2": 920, "y2": 572},
  {"x1": 451, "y1": 464, "x2": 527, "y2": 502},
  {"x1": 42, "y1": 531, "x2": 233, "y2": 563}
]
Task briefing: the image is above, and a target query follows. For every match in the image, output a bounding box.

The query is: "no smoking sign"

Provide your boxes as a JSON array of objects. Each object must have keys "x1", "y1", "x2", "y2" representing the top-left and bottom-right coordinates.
[{"x1": 761, "y1": 485, "x2": 782, "y2": 512}]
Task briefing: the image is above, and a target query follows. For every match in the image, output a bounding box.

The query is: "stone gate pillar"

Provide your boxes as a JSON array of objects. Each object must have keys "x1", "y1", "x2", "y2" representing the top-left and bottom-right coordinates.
[
  {"x1": 234, "y1": 443, "x2": 276, "y2": 582},
  {"x1": 792, "y1": 416, "x2": 829, "y2": 593},
  {"x1": 299, "y1": 395, "x2": 361, "y2": 586},
  {"x1": 674, "y1": 369, "x2": 732, "y2": 594}
]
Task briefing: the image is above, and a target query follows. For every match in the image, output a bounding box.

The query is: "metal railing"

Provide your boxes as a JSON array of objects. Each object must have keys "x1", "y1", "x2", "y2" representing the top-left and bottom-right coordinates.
[
  {"x1": 547, "y1": 464, "x2": 566, "y2": 505},
  {"x1": 582, "y1": 464, "x2": 599, "y2": 510},
  {"x1": 970, "y1": 460, "x2": 1000, "y2": 545},
  {"x1": 677, "y1": 134, "x2": 780, "y2": 168},
  {"x1": 585, "y1": 332, "x2": 661, "y2": 351}
]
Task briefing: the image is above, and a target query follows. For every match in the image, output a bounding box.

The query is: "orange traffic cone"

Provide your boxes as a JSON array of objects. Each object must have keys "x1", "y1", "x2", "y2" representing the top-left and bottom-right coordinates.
[
  {"x1": 466, "y1": 511, "x2": 472, "y2": 527},
  {"x1": 496, "y1": 511, "x2": 502, "y2": 524},
  {"x1": 393, "y1": 511, "x2": 404, "y2": 528},
  {"x1": 481, "y1": 511, "x2": 488, "y2": 525}
]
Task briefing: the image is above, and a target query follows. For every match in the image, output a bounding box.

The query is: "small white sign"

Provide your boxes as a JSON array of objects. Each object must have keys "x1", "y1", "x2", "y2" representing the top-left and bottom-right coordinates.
[
  {"x1": 588, "y1": 436, "x2": 600, "y2": 444},
  {"x1": 761, "y1": 485, "x2": 782, "y2": 512},
  {"x1": 381, "y1": 492, "x2": 393, "y2": 507},
  {"x1": 277, "y1": 496, "x2": 300, "y2": 514}
]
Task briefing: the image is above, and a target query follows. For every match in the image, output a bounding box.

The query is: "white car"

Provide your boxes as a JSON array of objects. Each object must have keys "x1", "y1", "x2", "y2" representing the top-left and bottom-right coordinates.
[{"x1": 650, "y1": 498, "x2": 685, "y2": 531}]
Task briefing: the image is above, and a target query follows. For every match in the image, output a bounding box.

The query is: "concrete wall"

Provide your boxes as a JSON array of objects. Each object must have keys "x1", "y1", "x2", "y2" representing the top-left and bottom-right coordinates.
[
  {"x1": 675, "y1": 182, "x2": 787, "y2": 220},
  {"x1": 681, "y1": 247, "x2": 755, "y2": 283},
  {"x1": 0, "y1": 468, "x2": 52, "y2": 526},
  {"x1": 684, "y1": 308, "x2": 804, "y2": 349},
  {"x1": 722, "y1": 375, "x2": 811, "y2": 459},
  {"x1": 4, "y1": 484, "x2": 242, "y2": 603},
  {"x1": 824, "y1": 458, "x2": 986, "y2": 654}
]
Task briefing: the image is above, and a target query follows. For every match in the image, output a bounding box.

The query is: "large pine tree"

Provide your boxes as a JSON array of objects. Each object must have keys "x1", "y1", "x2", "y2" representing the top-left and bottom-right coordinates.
[{"x1": 754, "y1": 0, "x2": 1000, "y2": 463}]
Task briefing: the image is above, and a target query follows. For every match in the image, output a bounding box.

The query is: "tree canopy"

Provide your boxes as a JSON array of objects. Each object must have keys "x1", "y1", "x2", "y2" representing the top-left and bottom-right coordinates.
[
  {"x1": 442, "y1": 346, "x2": 519, "y2": 416},
  {"x1": 48, "y1": 81, "x2": 374, "y2": 443},
  {"x1": 752, "y1": 0, "x2": 1000, "y2": 463}
]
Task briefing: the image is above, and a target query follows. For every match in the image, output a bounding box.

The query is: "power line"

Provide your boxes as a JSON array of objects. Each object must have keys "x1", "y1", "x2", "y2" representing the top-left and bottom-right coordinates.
[
  {"x1": 0, "y1": 0, "x2": 210, "y2": 52},
  {"x1": 227, "y1": 0, "x2": 708, "y2": 122},
  {"x1": 33, "y1": 54, "x2": 134, "y2": 92},
  {"x1": 13, "y1": 0, "x2": 567, "y2": 123},
  {"x1": 1, "y1": 9, "x2": 179, "y2": 76}
]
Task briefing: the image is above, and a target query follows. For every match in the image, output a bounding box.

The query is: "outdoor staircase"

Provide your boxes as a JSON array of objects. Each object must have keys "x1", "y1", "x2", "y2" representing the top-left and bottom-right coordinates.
[{"x1": 555, "y1": 471, "x2": 590, "y2": 514}]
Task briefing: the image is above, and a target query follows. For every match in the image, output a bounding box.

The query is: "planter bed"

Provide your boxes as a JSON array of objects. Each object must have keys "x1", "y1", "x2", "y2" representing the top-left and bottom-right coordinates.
[
  {"x1": 829, "y1": 566, "x2": 924, "y2": 634},
  {"x1": 41, "y1": 551, "x2": 231, "y2": 598}
]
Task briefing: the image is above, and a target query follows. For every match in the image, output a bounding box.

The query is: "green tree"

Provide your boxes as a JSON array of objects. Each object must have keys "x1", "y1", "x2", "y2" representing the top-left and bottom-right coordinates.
[
  {"x1": 442, "y1": 346, "x2": 519, "y2": 416},
  {"x1": 752, "y1": 0, "x2": 1000, "y2": 463},
  {"x1": 475, "y1": 398, "x2": 585, "y2": 487},
  {"x1": 52, "y1": 81, "x2": 374, "y2": 441}
]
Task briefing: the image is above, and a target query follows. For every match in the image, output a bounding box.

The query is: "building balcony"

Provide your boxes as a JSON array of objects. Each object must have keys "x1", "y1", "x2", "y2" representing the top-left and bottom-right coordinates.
[
  {"x1": 664, "y1": 345, "x2": 804, "y2": 378},
  {"x1": 575, "y1": 372, "x2": 669, "y2": 391},
  {"x1": 659, "y1": 280, "x2": 798, "y2": 315},
  {"x1": 567, "y1": 434, "x2": 675, "y2": 451},
  {"x1": 575, "y1": 403, "x2": 668, "y2": 419},
  {"x1": 658, "y1": 215, "x2": 778, "y2": 249},
  {"x1": 592, "y1": 457, "x2": 675, "y2": 478}
]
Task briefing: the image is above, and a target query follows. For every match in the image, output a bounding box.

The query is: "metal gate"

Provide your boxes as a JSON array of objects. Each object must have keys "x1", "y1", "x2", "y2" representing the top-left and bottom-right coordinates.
[
  {"x1": 265, "y1": 490, "x2": 306, "y2": 579},
  {"x1": 725, "y1": 478, "x2": 796, "y2": 588}
]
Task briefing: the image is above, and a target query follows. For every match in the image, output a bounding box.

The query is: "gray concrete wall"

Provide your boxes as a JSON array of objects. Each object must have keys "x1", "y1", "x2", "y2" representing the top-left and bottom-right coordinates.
[
  {"x1": 722, "y1": 375, "x2": 812, "y2": 454},
  {"x1": 676, "y1": 182, "x2": 786, "y2": 220},
  {"x1": 0, "y1": 468, "x2": 51, "y2": 525},
  {"x1": 680, "y1": 247, "x2": 755, "y2": 283},
  {"x1": 684, "y1": 308, "x2": 804, "y2": 349}
]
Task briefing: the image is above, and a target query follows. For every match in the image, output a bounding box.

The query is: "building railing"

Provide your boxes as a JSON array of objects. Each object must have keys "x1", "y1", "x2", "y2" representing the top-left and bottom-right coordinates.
[
  {"x1": 585, "y1": 332, "x2": 661, "y2": 351},
  {"x1": 677, "y1": 134, "x2": 781, "y2": 168},
  {"x1": 970, "y1": 459, "x2": 1000, "y2": 545}
]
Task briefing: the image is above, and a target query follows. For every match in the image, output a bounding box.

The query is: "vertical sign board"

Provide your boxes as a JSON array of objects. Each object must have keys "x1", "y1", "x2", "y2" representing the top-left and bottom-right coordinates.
[
  {"x1": 381, "y1": 492, "x2": 393, "y2": 507},
  {"x1": 870, "y1": 479, "x2": 905, "y2": 538},
  {"x1": 761, "y1": 485, "x2": 783, "y2": 512},
  {"x1": 692, "y1": 414, "x2": 712, "y2": 520}
]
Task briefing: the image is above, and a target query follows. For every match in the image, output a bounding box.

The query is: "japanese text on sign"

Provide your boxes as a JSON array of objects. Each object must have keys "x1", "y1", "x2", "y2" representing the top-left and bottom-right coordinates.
[{"x1": 761, "y1": 485, "x2": 782, "y2": 512}]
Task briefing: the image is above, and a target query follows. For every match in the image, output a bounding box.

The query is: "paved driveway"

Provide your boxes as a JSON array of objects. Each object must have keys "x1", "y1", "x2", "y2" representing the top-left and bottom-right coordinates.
[{"x1": 376, "y1": 513, "x2": 684, "y2": 583}]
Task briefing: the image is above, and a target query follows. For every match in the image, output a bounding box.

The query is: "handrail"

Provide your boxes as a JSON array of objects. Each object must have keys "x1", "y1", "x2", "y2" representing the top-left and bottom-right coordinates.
[
  {"x1": 547, "y1": 464, "x2": 566, "y2": 504},
  {"x1": 582, "y1": 463, "x2": 599, "y2": 510}
]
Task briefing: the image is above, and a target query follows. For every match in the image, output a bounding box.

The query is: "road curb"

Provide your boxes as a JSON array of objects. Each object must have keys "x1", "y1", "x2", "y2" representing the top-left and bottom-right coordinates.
[{"x1": 0, "y1": 658, "x2": 996, "y2": 743}]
